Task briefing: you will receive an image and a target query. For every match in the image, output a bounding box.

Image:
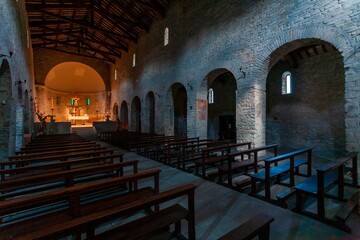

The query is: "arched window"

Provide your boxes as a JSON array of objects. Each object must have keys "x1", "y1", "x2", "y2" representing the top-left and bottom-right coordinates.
[
  {"x1": 164, "y1": 27, "x2": 169, "y2": 46},
  {"x1": 114, "y1": 69, "x2": 117, "y2": 80},
  {"x1": 208, "y1": 88, "x2": 214, "y2": 104},
  {"x1": 132, "y1": 53, "x2": 136, "y2": 67},
  {"x1": 282, "y1": 71, "x2": 292, "y2": 95}
]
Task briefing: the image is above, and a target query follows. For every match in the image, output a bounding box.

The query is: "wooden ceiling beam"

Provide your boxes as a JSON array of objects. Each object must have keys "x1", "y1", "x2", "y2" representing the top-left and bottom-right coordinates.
[
  {"x1": 35, "y1": 37, "x2": 120, "y2": 58},
  {"x1": 26, "y1": 4, "x2": 91, "y2": 11},
  {"x1": 113, "y1": 0, "x2": 151, "y2": 31},
  {"x1": 92, "y1": 7, "x2": 138, "y2": 42},
  {"x1": 35, "y1": 46, "x2": 115, "y2": 63},
  {"x1": 136, "y1": 0, "x2": 166, "y2": 17},
  {"x1": 38, "y1": 9, "x2": 131, "y2": 48},
  {"x1": 93, "y1": 5, "x2": 150, "y2": 32},
  {"x1": 31, "y1": 25, "x2": 124, "y2": 53}
]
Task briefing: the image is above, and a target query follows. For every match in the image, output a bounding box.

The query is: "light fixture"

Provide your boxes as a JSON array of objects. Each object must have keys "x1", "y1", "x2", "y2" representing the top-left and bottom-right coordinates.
[
  {"x1": 237, "y1": 68, "x2": 246, "y2": 79},
  {"x1": 0, "y1": 46, "x2": 13, "y2": 58},
  {"x1": 15, "y1": 79, "x2": 26, "y2": 86},
  {"x1": 0, "y1": 52, "x2": 13, "y2": 58},
  {"x1": 187, "y1": 83, "x2": 193, "y2": 90}
]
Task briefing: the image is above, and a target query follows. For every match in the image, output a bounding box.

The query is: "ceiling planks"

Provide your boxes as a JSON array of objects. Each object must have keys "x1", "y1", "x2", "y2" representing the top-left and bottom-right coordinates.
[{"x1": 26, "y1": 0, "x2": 170, "y2": 63}]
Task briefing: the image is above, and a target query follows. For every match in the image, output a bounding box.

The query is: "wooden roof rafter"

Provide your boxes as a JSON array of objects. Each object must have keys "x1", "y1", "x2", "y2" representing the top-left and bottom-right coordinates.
[{"x1": 25, "y1": 0, "x2": 171, "y2": 61}]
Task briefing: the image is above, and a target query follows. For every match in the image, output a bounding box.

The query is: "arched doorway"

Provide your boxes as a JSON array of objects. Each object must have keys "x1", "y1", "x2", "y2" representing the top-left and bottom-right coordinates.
[
  {"x1": 207, "y1": 70, "x2": 237, "y2": 142},
  {"x1": 266, "y1": 39, "x2": 346, "y2": 156},
  {"x1": 145, "y1": 91, "x2": 155, "y2": 134},
  {"x1": 0, "y1": 60, "x2": 12, "y2": 160},
  {"x1": 164, "y1": 83, "x2": 188, "y2": 136},
  {"x1": 173, "y1": 85, "x2": 187, "y2": 136},
  {"x1": 131, "y1": 97, "x2": 141, "y2": 132},
  {"x1": 112, "y1": 102, "x2": 119, "y2": 118},
  {"x1": 120, "y1": 101, "x2": 128, "y2": 130}
]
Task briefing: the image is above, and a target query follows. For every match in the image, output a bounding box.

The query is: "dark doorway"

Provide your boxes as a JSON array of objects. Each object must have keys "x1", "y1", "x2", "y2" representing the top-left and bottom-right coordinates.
[
  {"x1": 174, "y1": 86, "x2": 187, "y2": 136},
  {"x1": 219, "y1": 115, "x2": 236, "y2": 142}
]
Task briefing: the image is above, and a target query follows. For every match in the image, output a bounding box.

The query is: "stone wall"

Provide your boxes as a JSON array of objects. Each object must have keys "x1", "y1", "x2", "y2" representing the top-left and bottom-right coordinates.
[
  {"x1": 111, "y1": 0, "x2": 360, "y2": 159},
  {"x1": 0, "y1": 0, "x2": 35, "y2": 158},
  {"x1": 266, "y1": 46, "x2": 345, "y2": 156}
]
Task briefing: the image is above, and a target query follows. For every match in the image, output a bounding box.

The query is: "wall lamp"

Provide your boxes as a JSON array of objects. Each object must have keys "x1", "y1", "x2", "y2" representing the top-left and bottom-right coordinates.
[
  {"x1": 187, "y1": 83, "x2": 193, "y2": 90},
  {"x1": 15, "y1": 79, "x2": 26, "y2": 86},
  {"x1": 0, "y1": 52, "x2": 13, "y2": 58},
  {"x1": 0, "y1": 45, "x2": 13, "y2": 58},
  {"x1": 237, "y1": 67, "x2": 246, "y2": 79}
]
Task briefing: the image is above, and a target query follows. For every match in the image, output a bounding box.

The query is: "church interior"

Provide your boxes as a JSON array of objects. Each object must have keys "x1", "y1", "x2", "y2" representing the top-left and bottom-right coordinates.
[{"x1": 0, "y1": 0, "x2": 360, "y2": 239}]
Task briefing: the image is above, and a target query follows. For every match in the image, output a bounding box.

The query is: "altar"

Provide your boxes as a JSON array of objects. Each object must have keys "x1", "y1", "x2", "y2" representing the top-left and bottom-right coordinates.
[{"x1": 68, "y1": 115, "x2": 89, "y2": 125}]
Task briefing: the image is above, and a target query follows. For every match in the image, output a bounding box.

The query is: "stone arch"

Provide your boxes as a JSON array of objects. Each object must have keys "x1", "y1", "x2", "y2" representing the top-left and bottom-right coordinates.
[
  {"x1": 266, "y1": 40, "x2": 346, "y2": 156},
  {"x1": 145, "y1": 91, "x2": 155, "y2": 134},
  {"x1": 41, "y1": 62, "x2": 106, "y2": 123},
  {"x1": 239, "y1": 25, "x2": 356, "y2": 148},
  {"x1": 197, "y1": 68, "x2": 237, "y2": 141},
  {"x1": 120, "y1": 100, "x2": 128, "y2": 130},
  {"x1": 164, "y1": 83, "x2": 187, "y2": 136},
  {"x1": 0, "y1": 59, "x2": 13, "y2": 159},
  {"x1": 131, "y1": 96, "x2": 141, "y2": 132},
  {"x1": 34, "y1": 49, "x2": 110, "y2": 89}
]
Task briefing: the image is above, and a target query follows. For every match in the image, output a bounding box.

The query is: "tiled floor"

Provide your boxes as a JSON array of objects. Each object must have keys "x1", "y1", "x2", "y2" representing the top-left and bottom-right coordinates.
[{"x1": 100, "y1": 142, "x2": 360, "y2": 240}]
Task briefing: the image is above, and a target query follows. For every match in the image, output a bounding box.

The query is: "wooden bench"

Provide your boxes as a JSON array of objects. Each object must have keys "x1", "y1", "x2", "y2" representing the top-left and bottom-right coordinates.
[
  {"x1": 2, "y1": 149, "x2": 114, "y2": 170},
  {"x1": 9, "y1": 146, "x2": 108, "y2": 161},
  {"x1": 218, "y1": 144, "x2": 278, "y2": 187},
  {"x1": 14, "y1": 183, "x2": 196, "y2": 240},
  {"x1": 18, "y1": 142, "x2": 99, "y2": 154},
  {"x1": 0, "y1": 169, "x2": 161, "y2": 239},
  {"x1": 195, "y1": 142, "x2": 252, "y2": 178},
  {"x1": 0, "y1": 153, "x2": 124, "y2": 180},
  {"x1": 0, "y1": 160, "x2": 137, "y2": 199},
  {"x1": 218, "y1": 213, "x2": 274, "y2": 240},
  {"x1": 249, "y1": 148, "x2": 312, "y2": 204},
  {"x1": 294, "y1": 152, "x2": 359, "y2": 232}
]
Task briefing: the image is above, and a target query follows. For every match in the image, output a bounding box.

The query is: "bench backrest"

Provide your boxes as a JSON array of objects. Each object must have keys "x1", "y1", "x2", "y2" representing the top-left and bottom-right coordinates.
[
  {"x1": 15, "y1": 183, "x2": 196, "y2": 240},
  {"x1": 0, "y1": 153, "x2": 124, "y2": 180},
  {"x1": 0, "y1": 160, "x2": 138, "y2": 198},
  {"x1": 2, "y1": 149, "x2": 114, "y2": 167}
]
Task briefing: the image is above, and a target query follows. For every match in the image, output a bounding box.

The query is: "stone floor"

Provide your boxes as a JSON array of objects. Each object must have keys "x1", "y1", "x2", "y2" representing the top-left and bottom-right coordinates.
[{"x1": 99, "y1": 141, "x2": 360, "y2": 240}]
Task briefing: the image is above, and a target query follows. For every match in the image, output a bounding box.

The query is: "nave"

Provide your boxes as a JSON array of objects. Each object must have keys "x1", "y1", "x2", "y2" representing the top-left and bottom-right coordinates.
[{"x1": 103, "y1": 141, "x2": 360, "y2": 240}]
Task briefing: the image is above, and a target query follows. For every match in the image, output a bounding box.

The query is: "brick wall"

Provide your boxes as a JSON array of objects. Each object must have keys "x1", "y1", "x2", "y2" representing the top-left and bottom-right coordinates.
[
  {"x1": 0, "y1": 0, "x2": 34, "y2": 158},
  {"x1": 111, "y1": 0, "x2": 360, "y2": 160},
  {"x1": 266, "y1": 45, "x2": 345, "y2": 156}
]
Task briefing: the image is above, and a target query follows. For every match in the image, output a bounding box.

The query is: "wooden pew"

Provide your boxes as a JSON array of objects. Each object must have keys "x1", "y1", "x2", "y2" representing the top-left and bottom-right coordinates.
[
  {"x1": 218, "y1": 144, "x2": 278, "y2": 188},
  {"x1": 195, "y1": 142, "x2": 252, "y2": 178},
  {"x1": 293, "y1": 152, "x2": 359, "y2": 232},
  {"x1": 0, "y1": 160, "x2": 137, "y2": 199},
  {"x1": 218, "y1": 213, "x2": 274, "y2": 240},
  {"x1": 179, "y1": 140, "x2": 229, "y2": 170},
  {"x1": 18, "y1": 142, "x2": 99, "y2": 154},
  {"x1": 4, "y1": 149, "x2": 114, "y2": 168},
  {"x1": 9, "y1": 146, "x2": 108, "y2": 161},
  {"x1": 0, "y1": 153, "x2": 124, "y2": 180},
  {"x1": 13, "y1": 183, "x2": 196, "y2": 240},
  {"x1": 249, "y1": 148, "x2": 312, "y2": 205},
  {"x1": 0, "y1": 169, "x2": 161, "y2": 239}
]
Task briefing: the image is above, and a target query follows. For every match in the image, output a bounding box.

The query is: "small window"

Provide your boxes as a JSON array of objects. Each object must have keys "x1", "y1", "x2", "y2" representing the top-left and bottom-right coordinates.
[
  {"x1": 114, "y1": 69, "x2": 117, "y2": 80},
  {"x1": 208, "y1": 88, "x2": 214, "y2": 104},
  {"x1": 164, "y1": 27, "x2": 169, "y2": 46},
  {"x1": 282, "y1": 72, "x2": 292, "y2": 95},
  {"x1": 132, "y1": 53, "x2": 136, "y2": 67}
]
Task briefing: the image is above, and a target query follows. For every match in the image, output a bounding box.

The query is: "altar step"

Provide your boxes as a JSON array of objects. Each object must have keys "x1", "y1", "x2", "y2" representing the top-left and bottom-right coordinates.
[{"x1": 71, "y1": 126, "x2": 97, "y2": 139}]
